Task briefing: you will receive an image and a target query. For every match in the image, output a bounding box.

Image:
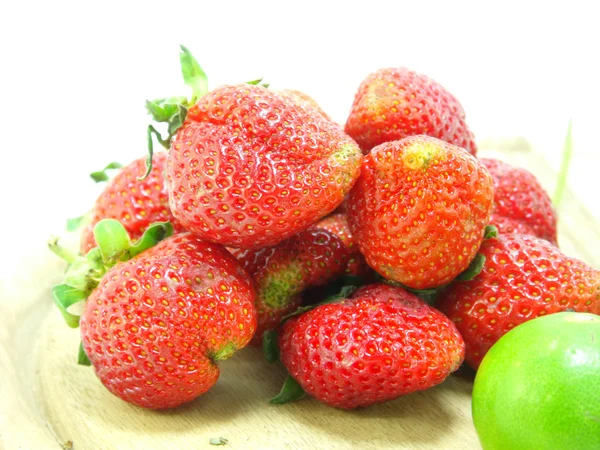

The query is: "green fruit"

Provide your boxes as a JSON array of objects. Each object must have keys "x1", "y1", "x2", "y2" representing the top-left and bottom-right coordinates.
[{"x1": 472, "y1": 312, "x2": 600, "y2": 450}]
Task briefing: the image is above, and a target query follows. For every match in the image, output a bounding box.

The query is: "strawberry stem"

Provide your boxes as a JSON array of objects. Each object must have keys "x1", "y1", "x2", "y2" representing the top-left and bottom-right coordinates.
[
  {"x1": 141, "y1": 45, "x2": 208, "y2": 179},
  {"x1": 139, "y1": 125, "x2": 169, "y2": 180},
  {"x1": 48, "y1": 237, "x2": 78, "y2": 264}
]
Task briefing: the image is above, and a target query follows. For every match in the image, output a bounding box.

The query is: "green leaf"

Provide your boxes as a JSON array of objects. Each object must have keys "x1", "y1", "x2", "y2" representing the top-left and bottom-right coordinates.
[
  {"x1": 456, "y1": 253, "x2": 486, "y2": 282},
  {"x1": 62, "y1": 258, "x2": 97, "y2": 291},
  {"x1": 52, "y1": 284, "x2": 86, "y2": 328},
  {"x1": 78, "y1": 341, "x2": 92, "y2": 366},
  {"x1": 180, "y1": 45, "x2": 208, "y2": 103},
  {"x1": 167, "y1": 104, "x2": 188, "y2": 136},
  {"x1": 90, "y1": 162, "x2": 122, "y2": 183},
  {"x1": 246, "y1": 78, "x2": 269, "y2": 88},
  {"x1": 93, "y1": 219, "x2": 131, "y2": 265},
  {"x1": 262, "y1": 329, "x2": 279, "y2": 363},
  {"x1": 66, "y1": 215, "x2": 86, "y2": 232},
  {"x1": 484, "y1": 225, "x2": 498, "y2": 239},
  {"x1": 270, "y1": 375, "x2": 305, "y2": 405},
  {"x1": 283, "y1": 284, "x2": 357, "y2": 323},
  {"x1": 383, "y1": 279, "x2": 445, "y2": 304},
  {"x1": 411, "y1": 287, "x2": 444, "y2": 304},
  {"x1": 129, "y1": 222, "x2": 174, "y2": 258},
  {"x1": 553, "y1": 119, "x2": 573, "y2": 207},
  {"x1": 209, "y1": 437, "x2": 228, "y2": 446},
  {"x1": 84, "y1": 246, "x2": 104, "y2": 266},
  {"x1": 146, "y1": 100, "x2": 180, "y2": 123}
]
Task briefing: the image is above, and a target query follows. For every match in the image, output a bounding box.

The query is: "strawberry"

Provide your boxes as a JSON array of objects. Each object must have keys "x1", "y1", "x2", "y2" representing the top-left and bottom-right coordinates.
[
  {"x1": 165, "y1": 83, "x2": 363, "y2": 249},
  {"x1": 277, "y1": 283, "x2": 465, "y2": 409},
  {"x1": 436, "y1": 234, "x2": 600, "y2": 369},
  {"x1": 310, "y1": 213, "x2": 372, "y2": 279},
  {"x1": 347, "y1": 135, "x2": 494, "y2": 289},
  {"x1": 480, "y1": 158, "x2": 557, "y2": 245},
  {"x1": 233, "y1": 229, "x2": 349, "y2": 344},
  {"x1": 51, "y1": 221, "x2": 256, "y2": 409},
  {"x1": 80, "y1": 152, "x2": 184, "y2": 254},
  {"x1": 344, "y1": 68, "x2": 477, "y2": 155}
]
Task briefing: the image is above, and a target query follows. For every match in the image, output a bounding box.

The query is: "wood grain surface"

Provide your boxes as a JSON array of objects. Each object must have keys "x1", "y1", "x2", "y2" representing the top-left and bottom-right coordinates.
[{"x1": 1, "y1": 141, "x2": 598, "y2": 450}]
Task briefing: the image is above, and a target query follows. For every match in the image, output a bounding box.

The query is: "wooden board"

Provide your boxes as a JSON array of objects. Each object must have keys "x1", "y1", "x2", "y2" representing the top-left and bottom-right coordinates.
[{"x1": 1, "y1": 141, "x2": 598, "y2": 450}]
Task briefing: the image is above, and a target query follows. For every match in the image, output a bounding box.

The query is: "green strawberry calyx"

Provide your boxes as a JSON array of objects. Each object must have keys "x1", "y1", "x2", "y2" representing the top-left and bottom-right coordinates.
[
  {"x1": 66, "y1": 161, "x2": 125, "y2": 232},
  {"x1": 142, "y1": 45, "x2": 268, "y2": 180},
  {"x1": 141, "y1": 45, "x2": 209, "y2": 180},
  {"x1": 270, "y1": 375, "x2": 306, "y2": 405},
  {"x1": 48, "y1": 219, "x2": 173, "y2": 363},
  {"x1": 90, "y1": 161, "x2": 123, "y2": 183}
]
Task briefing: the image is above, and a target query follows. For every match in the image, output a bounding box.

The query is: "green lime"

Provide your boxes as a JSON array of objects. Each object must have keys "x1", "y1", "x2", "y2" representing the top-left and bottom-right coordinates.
[{"x1": 472, "y1": 312, "x2": 600, "y2": 450}]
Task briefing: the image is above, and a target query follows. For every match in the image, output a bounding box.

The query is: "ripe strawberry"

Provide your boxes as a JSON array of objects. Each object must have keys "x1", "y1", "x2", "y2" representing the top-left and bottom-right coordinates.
[
  {"x1": 347, "y1": 135, "x2": 494, "y2": 289},
  {"x1": 233, "y1": 229, "x2": 349, "y2": 344},
  {"x1": 80, "y1": 152, "x2": 184, "y2": 254},
  {"x1": 52, "y1": 221, "x2": 257, "y2": 409},
  {"x1": 165, "y1": 83, "x2": 363, "y2": 249},
  {"x1": 310, "y1": 213, "x2": 372, "y2": 278},
  {"x1": 278, "y1": 283, "x2": 465, "y2": 409},
  {"x1": 436, "y1": 234, "x2": 600, "y2": 369},
  {"x1": 344, "y1": 68, "x2": 477, "y2": 155},
  {"x1": 480, "y1": 158, "x2": 557, "y2": 245}
]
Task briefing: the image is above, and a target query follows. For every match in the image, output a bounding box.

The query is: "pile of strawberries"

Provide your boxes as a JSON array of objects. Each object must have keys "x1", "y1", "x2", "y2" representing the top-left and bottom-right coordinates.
[{"x1": 51, "y1": 46, "x2": 600, "y2": 411}]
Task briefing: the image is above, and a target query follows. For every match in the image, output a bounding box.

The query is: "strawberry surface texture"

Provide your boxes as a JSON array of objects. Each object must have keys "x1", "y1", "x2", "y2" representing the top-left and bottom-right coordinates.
[
  {"x1": 436, "y1": 234, "x2": 600, "y2": 369},
  {"x1": 278, "y1": 283, "x2": 465, "y2": 409},
  {"x1": 310, "y1": 213, "x2": 372, "y2": 279},
  {"x1": 344, "y1": 67, "x2": 477, "y2": 155},
  {"x1": 79, "y1": 233, "x2": 257, "y2": 409},
  {"x1": 480, "y1": 157, "x2": 557, "y2": 245},
  {"x1": 233, "y1": 229, "x2": 350, "y2": 344},
  {"x1": 348, "y1": 135, "x2": 494, "y2": 289},
  {"x1": 80, "y1": 152, "x2": 183, "y2": 254},
  {"x1": 165, "y1": 84, "x2": 363, "y2": 249}
]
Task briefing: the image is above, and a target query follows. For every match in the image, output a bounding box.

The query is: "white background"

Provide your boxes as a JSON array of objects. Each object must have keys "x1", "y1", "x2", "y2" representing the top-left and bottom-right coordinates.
[{"x1": 1, "y1": 0, "x2": 599, "y2": 280}]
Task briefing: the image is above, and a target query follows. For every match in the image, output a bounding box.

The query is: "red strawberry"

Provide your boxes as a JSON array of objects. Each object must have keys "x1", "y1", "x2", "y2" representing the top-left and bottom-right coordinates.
[
  {"x1": 52, "y1": 220, "x2": 257, "y2": 409},
  {"x1": 310, "y1": 213, "x2": 372, "y2": 279},
  {"x1": 278, "y1": 283, "x2": 465, "y2": 409},
  {"x1": 480, "y1": 158, "x2": 557, "y2": 245},
  {"x1": 333, "y1": 195, "x2": 349, "y2": 215},
  {"x1": 344, "y1": 68, "x2": 477, "y2": 155},
  {"x1": 436, "y1": 234, "x2": 600, "y2": 369},
  {"x1": 165, "y1": 83, "x2": 363, "y2": 249},
  {"x1": 80, "y1": 152, "x2": 184, "y2": 254},
  {"x1": 347, "y1": 135, "x2": 494, "y2": 289},
  {"x1": 234, "y1": 229, "x2": 349, "y2": 344}
]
